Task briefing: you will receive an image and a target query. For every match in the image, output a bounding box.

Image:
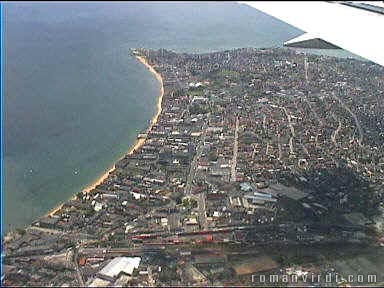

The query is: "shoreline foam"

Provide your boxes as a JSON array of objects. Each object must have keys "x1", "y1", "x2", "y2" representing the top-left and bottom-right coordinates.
[{"x1": 46, "y1": 54, "x2": 164, "y2": 218}]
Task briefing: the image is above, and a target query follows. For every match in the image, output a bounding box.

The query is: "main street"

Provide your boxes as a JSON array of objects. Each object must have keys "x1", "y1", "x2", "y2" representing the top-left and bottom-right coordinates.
[
  {"x1": 185, "y1": 119, "x2": 209, "y2": 195},
  {"x1": 230, "y1": 117, "x2": 239, "y2": 182}
]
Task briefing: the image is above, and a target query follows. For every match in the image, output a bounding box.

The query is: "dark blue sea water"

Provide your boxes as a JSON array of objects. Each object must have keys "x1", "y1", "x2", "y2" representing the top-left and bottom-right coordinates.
[{"x1": 5, "y1": 1, "x2": 349, "y2": 232}]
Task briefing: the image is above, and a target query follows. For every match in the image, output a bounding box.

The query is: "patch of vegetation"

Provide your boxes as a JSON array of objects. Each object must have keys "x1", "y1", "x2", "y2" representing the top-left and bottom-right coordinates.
[
  {"x1": 189, "y1": 104, "x2": 210, "y2": 115},
  {"x1": 188, "y1": 87, "x2": 205, "y2": 97},
  {"x1": 82, "y1": 207, "x2": 95, "y2": 217},
  {"x1": 158, "y1": 263, "x2": 180, "y2": 284},
  {"x1": 208, "y1": 148, "x2": 218, "y2": 162},
  {"x1": 182, "y1": 197, "x2": 198, "y2": 209},
  {"x1": 15, "y1": 228, "x2": 26, "y2": 236},
  {"x1": 218, "y1": 69, "x2": 239, "y2": 78},
  {"x1": 276, "y1": 196, "x2": 307, "y2": 222}
]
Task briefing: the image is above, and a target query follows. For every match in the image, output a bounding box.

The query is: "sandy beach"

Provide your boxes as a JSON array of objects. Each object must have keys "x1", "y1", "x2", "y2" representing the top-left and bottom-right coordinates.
[
  {"x1": 135, "y1": 55, "x2": 164, "y2": 127},
  {"x1": 47, "y1": 54, "x2": 164, "y2": 217}
]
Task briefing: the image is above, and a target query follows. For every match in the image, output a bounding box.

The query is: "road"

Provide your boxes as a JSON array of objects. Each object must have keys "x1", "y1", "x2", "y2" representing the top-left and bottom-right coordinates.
[
  {"x1": 185, "y1": 121, "x2": 208, "y2": 195},
  {"x1": 26, "y1": 226, "x2": 64, "y2": 235},
  {"x1": 330, "y1": 92, "x2": 363, "y2": 146},
  {"x1": 72, "y1": 245, "x2": 85, "y2": 287},
  {"x1": 303, "y1": 95, "x2": 324, "y2": 126},
  {"x1": 79, "y1": 247, "x2": 164, "y2": 256},
  {"x1": 301, "y1": 142, "x2": 310, "y2": 157},
  {"x1": 277, "y1": 133, "x2": 283, "y2": 161},
  {"x1": 331, "y1": 119, "x2": 342, "y2": 146},
  {"x1": 197, "y1": 192, "x2": 208, "y2": 230},
  {"x1": 148, "y1": 267, "x2": 155, "y2": 287},
  {"x1": 281, "y1": 107, "x2": 295, "y2": 155},
  {"x1": 230, "y1": 117, "x2": 239, "y2": 182},
  {"x1": 282, "y1": 107, "x2": 295, "y2": 137}
]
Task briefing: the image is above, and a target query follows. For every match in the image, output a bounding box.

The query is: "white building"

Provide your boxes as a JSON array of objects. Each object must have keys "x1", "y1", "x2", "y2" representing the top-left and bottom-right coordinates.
[{"x1": 98, "y1": 257, "x2": 141, "y2": 279}]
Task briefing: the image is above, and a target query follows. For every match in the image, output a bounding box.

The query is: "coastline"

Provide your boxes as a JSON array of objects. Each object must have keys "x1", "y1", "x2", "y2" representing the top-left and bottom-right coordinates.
[{"x1": 46, "y1": 54, "x2": 164, "y2": 218}]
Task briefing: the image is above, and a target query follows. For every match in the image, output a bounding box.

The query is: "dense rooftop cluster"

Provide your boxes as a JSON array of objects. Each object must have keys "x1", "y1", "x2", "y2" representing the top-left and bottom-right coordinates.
[{"x1": 3, "y1": 48, "x2": 384, "y2": 287}]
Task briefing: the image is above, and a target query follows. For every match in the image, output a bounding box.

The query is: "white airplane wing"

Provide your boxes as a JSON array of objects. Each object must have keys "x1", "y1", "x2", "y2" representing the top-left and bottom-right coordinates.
[{"x1": 242, "y1": 1, "x2": 384, "y2": 66}]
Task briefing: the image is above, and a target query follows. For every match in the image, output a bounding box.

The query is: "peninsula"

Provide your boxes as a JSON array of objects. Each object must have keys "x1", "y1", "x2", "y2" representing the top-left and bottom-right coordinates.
[{"x1": 3, "y1": 48, "x2": 384, "y2": 287}]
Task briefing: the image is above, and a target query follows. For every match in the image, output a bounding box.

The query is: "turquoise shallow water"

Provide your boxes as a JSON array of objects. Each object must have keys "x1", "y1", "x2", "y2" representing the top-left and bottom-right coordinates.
[{"x1": 3, "y1": 2, "x2": 358, "y2": 232}]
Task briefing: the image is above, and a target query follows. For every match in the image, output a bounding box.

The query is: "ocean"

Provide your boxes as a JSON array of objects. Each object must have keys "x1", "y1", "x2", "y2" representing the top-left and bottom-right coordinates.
[{"x1": 3, "y1": 2, "x2": 357, "y2": 232}]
